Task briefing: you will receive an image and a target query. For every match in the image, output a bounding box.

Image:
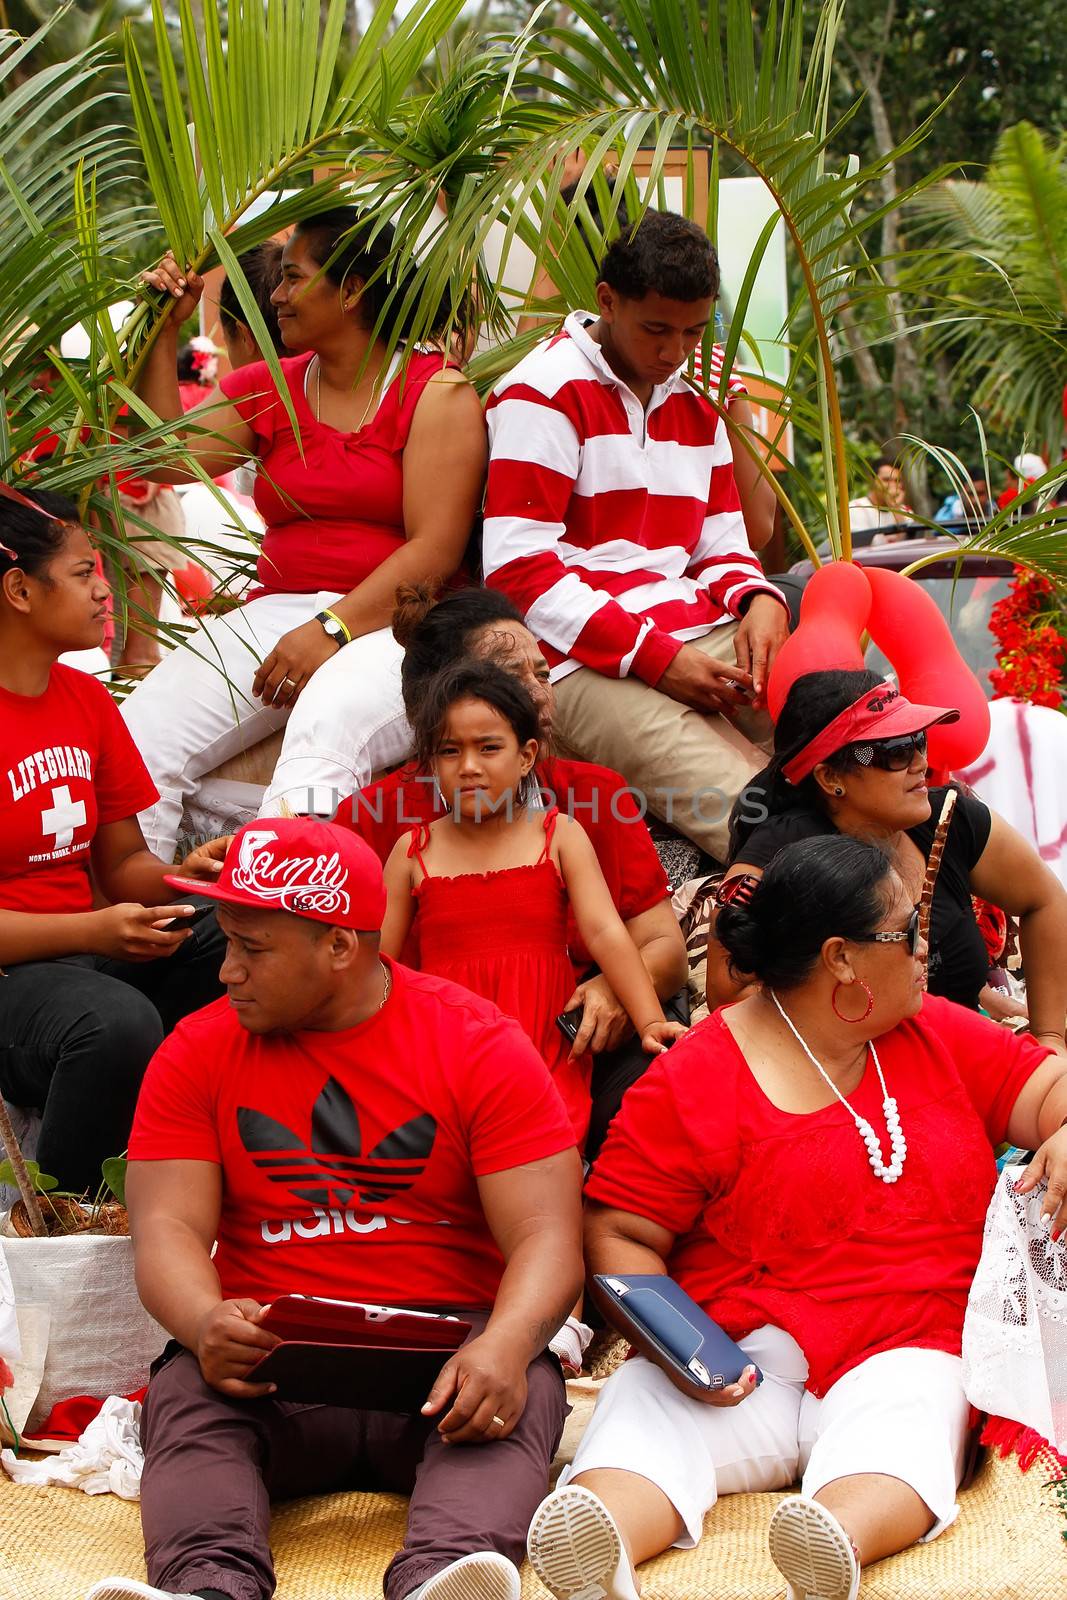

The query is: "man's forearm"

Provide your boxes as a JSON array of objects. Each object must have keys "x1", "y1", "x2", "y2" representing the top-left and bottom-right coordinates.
[
  {"x1": 133, "y1": 1220, "x2": 224, "y2": 1350},
  {"x1": 483, "y1": 1231, "x2": 583, "y2": 1359}
]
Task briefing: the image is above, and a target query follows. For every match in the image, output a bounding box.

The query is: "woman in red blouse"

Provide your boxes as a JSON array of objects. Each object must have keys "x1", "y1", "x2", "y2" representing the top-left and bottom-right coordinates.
[
  {"x1": 121, "y1": 207, "x2": 487, "y2": 862},
  {"x1": 526, "y1": 834, "x2": 1067, "y2": 1600}
]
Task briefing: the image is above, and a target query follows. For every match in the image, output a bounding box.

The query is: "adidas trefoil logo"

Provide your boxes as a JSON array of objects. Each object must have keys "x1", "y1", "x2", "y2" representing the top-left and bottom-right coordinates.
[{"x1": 238, "y1": 1076, "x2": 437, "y2": 1209}]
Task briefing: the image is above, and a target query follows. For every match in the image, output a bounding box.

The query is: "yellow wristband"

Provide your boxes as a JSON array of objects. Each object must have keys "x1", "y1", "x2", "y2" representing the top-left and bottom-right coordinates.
[{"x1": 322, "y1": 607, "x2": 352, "y2": 645}]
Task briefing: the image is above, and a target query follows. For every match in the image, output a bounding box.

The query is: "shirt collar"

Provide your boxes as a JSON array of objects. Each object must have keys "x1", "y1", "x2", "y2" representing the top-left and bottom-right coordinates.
[{"x1": 562, "y1": 310, "x2": 690, "y2": 406}]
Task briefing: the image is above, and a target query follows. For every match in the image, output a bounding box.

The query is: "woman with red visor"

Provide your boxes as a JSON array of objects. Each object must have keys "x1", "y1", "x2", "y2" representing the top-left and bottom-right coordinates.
[{"x1": 722, "y1": 669, "x2": 1067, "y2": 1053}]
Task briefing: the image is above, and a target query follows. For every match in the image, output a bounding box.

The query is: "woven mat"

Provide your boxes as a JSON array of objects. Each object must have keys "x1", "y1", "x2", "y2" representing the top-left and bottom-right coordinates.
[{"x1": 0, "y1": 1393, "x2": 1062, "y2": 1600}]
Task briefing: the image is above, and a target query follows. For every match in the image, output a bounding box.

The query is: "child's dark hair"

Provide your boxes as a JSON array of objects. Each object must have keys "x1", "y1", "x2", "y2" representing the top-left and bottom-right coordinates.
[
  {"x1": 717, "y1": 835, "x2": 895, "y2": 989},
  {"x1": 599, "y1": 208, "x2": 719, "y2": 303},
  {"x1": 392, "y1": 584, "x2": 528, "y2": 721},
  {"x1": 0, "y1": 486, "x2": 79, "y2": 584},
  {"x1": 294, "y1": 207, "x2": 440, "y2": 343},
  {"x1": 728, "y1": 669, "x2": 887, "y2": 861},
  {"x1": 219, "y1": 241, "x2": 285, "y2": 354},
  {"x1": 413, "y1": 658, "x2": 540, "y2": 771}
]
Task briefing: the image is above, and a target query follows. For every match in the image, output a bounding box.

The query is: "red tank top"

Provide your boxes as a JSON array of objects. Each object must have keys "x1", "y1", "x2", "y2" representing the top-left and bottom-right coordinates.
[
  {"x1": 219, "y1": 349, "x2": 458, "y2": 596},
  {"x1": 408, "y1": 809, "x2": 591, "y2": 1140}
]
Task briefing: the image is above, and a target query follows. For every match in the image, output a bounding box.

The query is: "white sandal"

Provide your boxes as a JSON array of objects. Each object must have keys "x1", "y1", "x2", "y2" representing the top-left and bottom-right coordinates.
[
  {"x1": 526, "y1": 1484, "x2": 639, "y2": 1600},
  {"x1": 767, "y1": 1494, "x2": 861, "y2": 1600},
  {"x1": 412, "y1": 1550, "x2": 521, "y2": 1600}
]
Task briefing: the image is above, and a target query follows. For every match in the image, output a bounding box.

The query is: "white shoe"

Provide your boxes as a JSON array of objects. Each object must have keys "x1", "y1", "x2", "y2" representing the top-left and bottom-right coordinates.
[
  {"x1": 86, "y1": 1582, "x2": 198, "y2": 1600},
  {"x1": 768, "y1": 1495, "x2": 861, "y2": 1600},
  {"x1": 526, "y1": 1485, "x2": 640, "y2": 1600},
  {"x1": 409, "y1": 1551, "x2": 521, "y2": 1600}
]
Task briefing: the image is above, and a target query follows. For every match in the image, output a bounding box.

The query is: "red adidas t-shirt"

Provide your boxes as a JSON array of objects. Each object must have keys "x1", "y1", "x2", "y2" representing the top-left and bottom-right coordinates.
[
  {"x1": 129, "y1": 960, "x2": 577, "y2": 1309},
  {"x1": 334, "y1": 756, "x2": 670, "y2": 969},
  {"x1": 586, "y1": 995, "x2": 1048, "y2": 1395},
  {"x1": 0, "y1": 666, "x2": 158, "y2": 916}
]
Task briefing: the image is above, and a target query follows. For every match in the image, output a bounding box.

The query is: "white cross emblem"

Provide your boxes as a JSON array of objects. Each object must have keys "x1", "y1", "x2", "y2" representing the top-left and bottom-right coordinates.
[{"x1": 40, "y1": 785, "x2": 87, "y2": 850}]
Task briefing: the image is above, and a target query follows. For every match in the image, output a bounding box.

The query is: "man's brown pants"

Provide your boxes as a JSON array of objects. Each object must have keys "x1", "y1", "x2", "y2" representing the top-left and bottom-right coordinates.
[{"x1": 139, "y1": 1326, "x2": 567, "y2": 1600}]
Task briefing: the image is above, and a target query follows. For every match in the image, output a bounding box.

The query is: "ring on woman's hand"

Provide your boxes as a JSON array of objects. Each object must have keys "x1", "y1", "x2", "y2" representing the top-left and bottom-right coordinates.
[
  {"x1": 280, "y1": 676, "x2": 296, "y2": 692},
  {"x1": 491, "y1": 1415, "x2": 506, "y2": 1429}
]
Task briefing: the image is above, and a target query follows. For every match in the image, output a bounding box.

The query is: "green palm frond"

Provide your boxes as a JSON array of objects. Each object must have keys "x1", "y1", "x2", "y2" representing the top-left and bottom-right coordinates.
[
  {"x1": 912, "y1": 122, "x2": 1067, "y2": 451},
  {"x1": 357, "y1": 0, "x2": 957, "y2": 558},
  {"x1": 2, "y1": 0, "x2": 468, "y2": 500}
]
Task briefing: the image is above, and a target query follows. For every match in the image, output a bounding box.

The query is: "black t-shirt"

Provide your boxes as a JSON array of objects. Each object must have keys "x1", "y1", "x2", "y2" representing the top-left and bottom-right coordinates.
[{"x1": 733, "y1": 787, "x2": 993, "y2": 1009}]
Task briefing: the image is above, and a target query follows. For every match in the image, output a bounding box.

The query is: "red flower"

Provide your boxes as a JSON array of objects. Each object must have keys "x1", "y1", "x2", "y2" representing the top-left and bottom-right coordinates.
[
  {"x1": 0, "y1": 1355, "x2": 12, "y2": 1393},
  {"x1": 990, "y1": 567, "x2": 1065, "y2": 713}
]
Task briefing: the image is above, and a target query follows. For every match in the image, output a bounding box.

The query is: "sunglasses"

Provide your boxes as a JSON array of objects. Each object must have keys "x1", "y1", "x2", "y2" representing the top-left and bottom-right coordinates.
[
  {"x1": 857, "y1": 905, "x2": 922, "y2": 957},
  {"x1": 848, "y1": 729, "x2": 927, "y2": 771}
]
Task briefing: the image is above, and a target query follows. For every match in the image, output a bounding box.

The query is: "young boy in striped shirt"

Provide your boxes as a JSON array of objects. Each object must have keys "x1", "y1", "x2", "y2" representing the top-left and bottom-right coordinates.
[{"x1": 483, "y1": 208, "x2": 790, "y2": 863}]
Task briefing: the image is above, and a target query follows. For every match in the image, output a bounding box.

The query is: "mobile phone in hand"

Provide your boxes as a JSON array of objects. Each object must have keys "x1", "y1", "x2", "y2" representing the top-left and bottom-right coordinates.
[
  {"x1": 555, "y1": 1007, "x2": 582, "y2": 1045},
  {"x1": 159, "y1": 903, "x2": 215, "y2": 931}
]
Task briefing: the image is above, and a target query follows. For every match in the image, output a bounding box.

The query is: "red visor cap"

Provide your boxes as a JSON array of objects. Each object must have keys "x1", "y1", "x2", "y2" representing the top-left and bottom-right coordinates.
[{"x1": 782, "y1": 681, "x2": 960, "y2": 784}]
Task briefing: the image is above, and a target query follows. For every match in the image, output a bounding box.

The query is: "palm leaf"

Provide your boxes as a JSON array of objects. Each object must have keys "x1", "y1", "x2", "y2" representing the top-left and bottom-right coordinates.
[
  {"x1": 912, "y1": 122, "x2": 1067, "y2": 450},
  {"x1": 358, "y1": 0, "x2": 959, "y2": 558}
]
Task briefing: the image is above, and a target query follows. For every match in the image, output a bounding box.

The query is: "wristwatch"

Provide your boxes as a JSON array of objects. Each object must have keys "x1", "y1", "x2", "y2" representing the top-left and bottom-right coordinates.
[{"x1": 315, "y1": 610, "x2": 349, "y2": 647}]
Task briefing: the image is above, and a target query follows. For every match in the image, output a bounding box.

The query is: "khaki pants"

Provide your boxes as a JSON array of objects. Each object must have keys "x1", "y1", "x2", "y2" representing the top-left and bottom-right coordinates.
[
  {"x1": 119, "y1": 485, "x2": 187, "y2": 572},
  {"x1": 552, "y1": 622, "x2": 771, "y2": 862}
]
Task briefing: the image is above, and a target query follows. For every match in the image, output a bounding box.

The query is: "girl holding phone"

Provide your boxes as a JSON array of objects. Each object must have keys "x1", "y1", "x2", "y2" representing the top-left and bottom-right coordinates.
[{"x1": 0, "y1": 486, "x2": 225, "y2": 1190}]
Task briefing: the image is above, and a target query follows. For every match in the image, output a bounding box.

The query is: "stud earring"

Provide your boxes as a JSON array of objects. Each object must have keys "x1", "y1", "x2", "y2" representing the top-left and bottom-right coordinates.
[{"x1": 833, "y1": 786, "x2": 845, "y2": 796}]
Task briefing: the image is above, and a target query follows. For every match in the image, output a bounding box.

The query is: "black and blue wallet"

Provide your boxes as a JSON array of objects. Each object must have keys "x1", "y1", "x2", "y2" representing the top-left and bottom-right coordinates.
[{"x1": 593, "y1": 1273, "x2": 762, "y2": 1399}]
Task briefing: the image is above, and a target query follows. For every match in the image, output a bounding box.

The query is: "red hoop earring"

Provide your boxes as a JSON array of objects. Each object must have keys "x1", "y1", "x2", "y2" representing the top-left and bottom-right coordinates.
[{"x1": 831, "y1": 979, "x2": 874, "y2": 1023}]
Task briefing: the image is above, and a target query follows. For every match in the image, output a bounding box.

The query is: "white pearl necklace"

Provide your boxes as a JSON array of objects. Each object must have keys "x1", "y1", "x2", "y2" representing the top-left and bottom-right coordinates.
[{"x1": 768, "y1": 991, "x2": 907, "y2": 1184}]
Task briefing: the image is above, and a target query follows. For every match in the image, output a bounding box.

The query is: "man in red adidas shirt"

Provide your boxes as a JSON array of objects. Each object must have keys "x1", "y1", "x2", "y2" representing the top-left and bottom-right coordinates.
[
  {"x1": 483, "y1": 208, "x2": 790, "y2": 862},
  {"x1": 96, "y1": 819, "x2": 582, "y2": 1600}
]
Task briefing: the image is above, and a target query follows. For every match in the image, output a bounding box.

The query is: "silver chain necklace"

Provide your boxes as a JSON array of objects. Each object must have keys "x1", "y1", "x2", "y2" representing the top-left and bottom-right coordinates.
[{"x1": 768, "y1": 991, "x2": 907, "y2": 1184}]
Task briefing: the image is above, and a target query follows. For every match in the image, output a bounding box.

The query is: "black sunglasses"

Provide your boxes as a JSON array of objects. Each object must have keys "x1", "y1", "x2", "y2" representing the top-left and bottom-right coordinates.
[
  {"x1": 847, "y1": 729, "x2": 927, "y2": 772},
  {"x1": 856, "y1": 905, "x2": 922, "y2": 957}
]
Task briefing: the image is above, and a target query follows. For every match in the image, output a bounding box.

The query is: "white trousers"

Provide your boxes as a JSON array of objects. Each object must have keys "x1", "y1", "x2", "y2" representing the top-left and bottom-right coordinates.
[
  {"x1": 562, "y1": 1328, "x2": 970, "y2": 1548},
  {"x1": 121, "y1": 591, "x2": 409, "y2": 860}
]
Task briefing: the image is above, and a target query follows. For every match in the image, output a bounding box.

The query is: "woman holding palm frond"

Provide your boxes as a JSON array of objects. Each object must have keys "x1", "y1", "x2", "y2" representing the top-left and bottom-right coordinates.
[{"x1": 120, "y1": 207, "x2": 487, "y2": 861}]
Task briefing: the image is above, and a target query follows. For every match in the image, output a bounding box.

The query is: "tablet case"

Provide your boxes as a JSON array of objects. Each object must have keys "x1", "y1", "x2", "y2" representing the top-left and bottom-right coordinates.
[
  {"x1": 250, "y1": 1298, "x2": 472, "y2": 1411},
  {"x1": 593, "y1": 1274, "x2": 762, "y2": 1399}
]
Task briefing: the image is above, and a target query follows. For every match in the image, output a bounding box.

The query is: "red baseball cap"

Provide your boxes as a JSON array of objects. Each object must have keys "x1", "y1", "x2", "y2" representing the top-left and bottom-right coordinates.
[
  {"x1": 166, "y1": 818, "x2": 386, "y2": 930},
  {"x1": 782, "y1": 679, "x2": 959, "y2": 784}
]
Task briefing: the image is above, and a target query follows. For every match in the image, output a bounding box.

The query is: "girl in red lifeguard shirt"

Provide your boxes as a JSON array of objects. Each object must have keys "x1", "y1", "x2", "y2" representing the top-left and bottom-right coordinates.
[{"x1": 0, "y1": 487, "x2": 225, "y2": 1192}]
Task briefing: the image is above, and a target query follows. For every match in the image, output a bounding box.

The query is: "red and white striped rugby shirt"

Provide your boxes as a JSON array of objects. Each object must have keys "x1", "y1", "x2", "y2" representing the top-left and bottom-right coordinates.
[
  {"x1": 483, "y1": 313, "x2": 783, "y2": 685},
  {"x1": 690, "y1": 341, "x2": 748, "y2": 401}
]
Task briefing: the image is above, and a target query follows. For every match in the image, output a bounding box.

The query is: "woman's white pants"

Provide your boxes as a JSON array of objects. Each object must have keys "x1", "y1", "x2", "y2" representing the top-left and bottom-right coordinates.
[
  {"x1": 121, "y1": 592, "x2": 410, "y2": 860},
  {"x1": 560, "y1": 1328, "x2": 971, "y2": 1548}
]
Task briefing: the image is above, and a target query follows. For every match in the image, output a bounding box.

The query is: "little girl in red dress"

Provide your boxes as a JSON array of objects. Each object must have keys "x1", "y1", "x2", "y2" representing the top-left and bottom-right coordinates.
[{"x1": 381, "y1": 659, "x2": 685, "y2": 1142}]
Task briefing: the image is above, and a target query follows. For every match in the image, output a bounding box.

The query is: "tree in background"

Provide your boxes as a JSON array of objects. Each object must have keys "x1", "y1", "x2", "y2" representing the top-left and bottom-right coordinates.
[
  {"x1": 912, "y1": 122, "x2": 1067, "y2": 459},
  {"x1": 2, "y1": 0, "x2": 1065, "y2": 607},
  {"x1": 824, "y1": 0, "x2": 1066, "y2": 505}
]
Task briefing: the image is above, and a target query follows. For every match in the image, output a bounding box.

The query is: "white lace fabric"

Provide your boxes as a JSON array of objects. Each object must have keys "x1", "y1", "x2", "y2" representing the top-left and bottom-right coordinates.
[{"x1": 962, "y1": 1166, "x2": 1067, "y2": 1449}]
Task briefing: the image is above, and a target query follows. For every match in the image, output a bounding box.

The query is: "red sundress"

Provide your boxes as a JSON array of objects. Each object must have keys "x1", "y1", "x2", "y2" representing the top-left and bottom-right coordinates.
[{"x1": 407, "y1": 809, "x2": 590, "y2": 1140}]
